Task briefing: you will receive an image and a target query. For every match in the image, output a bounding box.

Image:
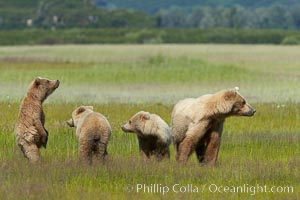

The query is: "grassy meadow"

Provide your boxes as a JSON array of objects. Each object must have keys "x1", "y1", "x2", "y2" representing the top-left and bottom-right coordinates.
[{"x1": 0, "y1": 45, "x2": 299, "y2": 199}]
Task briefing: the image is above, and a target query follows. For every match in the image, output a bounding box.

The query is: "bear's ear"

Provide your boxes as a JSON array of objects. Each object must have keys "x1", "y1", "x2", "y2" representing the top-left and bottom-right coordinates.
[
  {"x1": 234, "y1": 86, "x2": 239, "y2": 92},
  {"x1": 142, "y1": 112, "x2": 150, "y2": 120},
  {"x1": 34, "y1": 77, "x2": 41, "y2": 86},
  {"x1": 224, "y1": 89, "x2": 237, "y2": 101},
  {"x1": 86, "y1": 106, "x2": 94, "y2": 110},
  {"x1": 76, "y1": 106, "x2": 86, "y2": 114}
]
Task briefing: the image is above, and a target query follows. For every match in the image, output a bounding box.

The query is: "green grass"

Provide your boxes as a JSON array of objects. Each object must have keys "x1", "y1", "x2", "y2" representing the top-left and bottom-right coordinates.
[
  {"x1": 0, "y1": 44, "x2": 299, "y2": 103},
  {"x1": 0, "y1": 103, "x2": 299, "y2": 199},
  {"x1": 0, "y1": 44, "x2": 299, "y2": 199}
]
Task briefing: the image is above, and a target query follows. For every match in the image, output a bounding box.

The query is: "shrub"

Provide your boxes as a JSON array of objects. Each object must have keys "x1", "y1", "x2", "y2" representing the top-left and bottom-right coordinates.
[
  {"x1": 281, "y1": 36, "x2": 300, "y2": 45},
  {"x1": 0, "y1": 28, "x2": 300, "y2": 45}
]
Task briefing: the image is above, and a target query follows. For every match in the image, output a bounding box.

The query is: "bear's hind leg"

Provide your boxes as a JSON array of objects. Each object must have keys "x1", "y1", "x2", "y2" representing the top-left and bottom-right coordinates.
[
  {"x1": 93, "y1": 139, "x2": 108, "y2": 163},
  {"x1": 195, "y1": 142, "x2": 206, "y2": 164},
  {"x1": 79, "y1": 139, "x2": 93, "y2": 165},
  {"x1": 195, "y1": 131, "x2": 211, "y2": 164}
]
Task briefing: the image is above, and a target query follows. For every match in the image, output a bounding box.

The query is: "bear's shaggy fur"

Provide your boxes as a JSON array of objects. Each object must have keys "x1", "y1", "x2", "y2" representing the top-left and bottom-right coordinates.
[
  {"x1": 121, "y1": 111, "x2": 171, "y2": 161},
  {"x1": 15, "y1": 77, "x2": 60, "y2": 163},
  {"x1": 171, "y1": 87, "x2": 255, "y2": 165},
  {"x1": 67, "y1": 106, "x2": 112, "y2": 164}
]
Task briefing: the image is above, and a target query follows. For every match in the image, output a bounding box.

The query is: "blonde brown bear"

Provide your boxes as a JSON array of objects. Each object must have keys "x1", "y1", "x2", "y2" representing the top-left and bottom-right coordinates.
[
  {"x1": 67, "y1": 106, "x2": 112, "y2": 164},
  {"x1": 15, "y1": 77, "x2": 60, "y2": 163},
  {"x1": 121, "y1": 111, "x2": 171, "y2": 161},
  {"x1": 171, "y1": 87, "x2": 255, "y2": 165}
]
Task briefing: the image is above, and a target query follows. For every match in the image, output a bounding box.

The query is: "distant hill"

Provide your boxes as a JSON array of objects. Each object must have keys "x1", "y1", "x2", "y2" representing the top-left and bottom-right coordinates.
[
  {"x1": 0, "y1": 0, "x2": 38, "y2": 15},
  {"x1": 0, "y1": 0, "x2": 39, "y2": 28},
  {"x1": 0, "y1": 0, "x2": 155, "y2": 29},
  {"x1": 0, "y1": 0, "x2": 39, "y2": 8},
  {"x1": 1, "y1": 0, "x2": 300, "y2": 30},
  {"x1": 97, "y1": 0, "x2": 299, "y2": 14}
]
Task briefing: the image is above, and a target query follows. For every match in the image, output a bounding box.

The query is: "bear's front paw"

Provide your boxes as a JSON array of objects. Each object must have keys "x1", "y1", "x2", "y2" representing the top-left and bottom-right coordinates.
[
  {"x1": 45, "y1": 129, "x2": 49, "y2": 136},
  {"x1": 42, "y1": 135, "x2": 48, "y2": 148}
]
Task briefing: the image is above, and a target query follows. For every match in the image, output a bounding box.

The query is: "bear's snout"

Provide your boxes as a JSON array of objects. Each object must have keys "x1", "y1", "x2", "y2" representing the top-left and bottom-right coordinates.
[
  {"x1": 121, "y1": 124, "x2": 132, "y2": 133},
  {"x1": 247, "y1": 108, "x2": 256, "y2": 116},
  {"x1": 121, "y1": 125, "x2": 127, "y2": 132},
  {"x1": 66, "y1": 118, "x2": 74, "y2": 127}
]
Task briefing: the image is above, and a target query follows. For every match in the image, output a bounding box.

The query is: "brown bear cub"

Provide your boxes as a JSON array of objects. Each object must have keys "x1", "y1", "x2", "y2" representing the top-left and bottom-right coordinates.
[
  {"x1": 171, "y1": 87, "x2": 256, "y2": 165},
  {"x1": 121, "y1": 111, "x2": 171, "y2": 161},
  {"x1": 15, "y1": 77, "x2": 60, "y2": 163},
  {"x1": 67, "y1": 106, "x2": 112, "y2": 164}
]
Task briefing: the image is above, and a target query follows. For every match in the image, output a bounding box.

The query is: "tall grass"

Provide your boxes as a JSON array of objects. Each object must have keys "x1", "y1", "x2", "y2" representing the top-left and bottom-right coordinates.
[{"x1": 0, "y1": 102, "x2": 299, "y2": 199}]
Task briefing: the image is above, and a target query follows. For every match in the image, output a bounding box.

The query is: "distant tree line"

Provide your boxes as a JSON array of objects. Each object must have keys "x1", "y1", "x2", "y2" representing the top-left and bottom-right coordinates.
[
  {"x1": 156, "y1": 4, "x2": 300, "y2": 30},
  {"x1": 1, "y1": 0, "x2": 300, "y2": 30},
  {"x1": 1, "y1": 28, "x2": 300, "y2": 45},
  {"x1": 96, "y1": 0, "x2": 299, "y2": 16}
]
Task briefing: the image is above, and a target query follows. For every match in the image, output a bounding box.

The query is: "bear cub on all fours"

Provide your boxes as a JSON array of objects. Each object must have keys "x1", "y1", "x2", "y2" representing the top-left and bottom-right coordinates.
[
  {"x1": 67, "y1": 106, "x2": 112, "y2": 164},
  {"x1": 171, "y1": 87, "x2": 256, "y2": 165},
  {"x1": 121, "y1": 111, "x2": 171, "y2": 161},
  {"x1": 15, "y1": 77, "x2": 60, "y2": 163}
]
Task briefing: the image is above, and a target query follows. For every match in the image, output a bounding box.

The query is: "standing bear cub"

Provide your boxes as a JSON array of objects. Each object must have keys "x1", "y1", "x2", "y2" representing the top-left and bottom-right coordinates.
[
  {"x1": 121, "y1": 111, "x2": 171, "y2": 161},
  {"x1": 171, "y1": 87, "x2": 255, "y2": 165},
  {"x1": 15, "y1": 77, "x2": 60, "y2": 163},
  {"x1": 67, "y1": 106, "x2": 112, "y2": 164}
]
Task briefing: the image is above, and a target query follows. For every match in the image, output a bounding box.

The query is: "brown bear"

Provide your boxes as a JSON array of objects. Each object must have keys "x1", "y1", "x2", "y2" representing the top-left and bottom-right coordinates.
[
  {"x1": 15, "y1": 77, "x2": 60, "y2": 163},
  {"x1": 121, "y1": 111, "x2": 171, "y2": 161},
  {"x1": 67, "y1": 106, "x2": 112, "y2": 164},
  {"x1": 171, "y1": 87, "x2": 255, "y2": 165}
]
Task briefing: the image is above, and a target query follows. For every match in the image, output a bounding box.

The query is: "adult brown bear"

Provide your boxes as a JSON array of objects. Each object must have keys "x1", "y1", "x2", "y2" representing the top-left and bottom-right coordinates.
[{"x1": 171, "y1": 87, "x2": 255, "y2": 165}]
